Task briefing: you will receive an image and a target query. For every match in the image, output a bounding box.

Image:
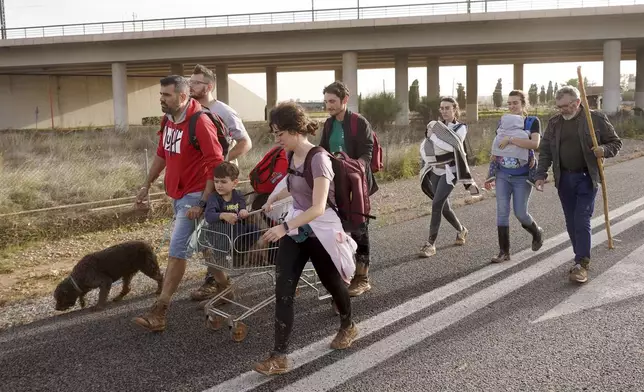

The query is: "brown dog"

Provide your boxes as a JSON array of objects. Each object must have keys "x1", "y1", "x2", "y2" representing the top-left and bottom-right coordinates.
[{"x1": 53, "y1": 241, "x2": 163, "y2": 311}]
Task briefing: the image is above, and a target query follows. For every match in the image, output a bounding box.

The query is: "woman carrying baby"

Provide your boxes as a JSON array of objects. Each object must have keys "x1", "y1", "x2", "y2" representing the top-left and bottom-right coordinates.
[
  {"x1": 484, "y1": 90, "x2": 544, "y2": 263},
  {"x1": 418, "y1": 97, "x2": 479, "y2": 258}
]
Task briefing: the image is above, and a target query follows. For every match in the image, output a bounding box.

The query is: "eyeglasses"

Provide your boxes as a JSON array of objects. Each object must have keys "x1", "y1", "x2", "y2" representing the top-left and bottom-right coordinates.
[{"x1": 188, "y1": 80, "x2": 209, "y2": 86}]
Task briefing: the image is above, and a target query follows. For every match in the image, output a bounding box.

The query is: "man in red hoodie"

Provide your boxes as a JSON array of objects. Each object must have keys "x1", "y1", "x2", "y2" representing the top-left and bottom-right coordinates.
[{"x1": 133, "y1": 75, "x2": 225, "y2": 332}]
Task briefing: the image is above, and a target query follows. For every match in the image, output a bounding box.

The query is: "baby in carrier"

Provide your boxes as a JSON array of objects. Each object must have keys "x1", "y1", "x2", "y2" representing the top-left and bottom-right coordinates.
[{"x1": 487, "y1": 114, "x2": 538, "y2": 186}]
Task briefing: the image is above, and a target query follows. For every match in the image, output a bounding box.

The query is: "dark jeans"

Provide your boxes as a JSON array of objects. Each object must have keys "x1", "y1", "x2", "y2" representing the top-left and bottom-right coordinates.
[
  {"x1": 273, "y1": 235, "x2": 352, "y2": 355},
  {"x1": 424, "y1": 171, "x2": 463, "y2": 243},
  {"x1": 558, "y1": 171, "x2": 597, "y2": 262},
  {"x1": 351, "y1": 224, "x2": 370, "y2": 264}
]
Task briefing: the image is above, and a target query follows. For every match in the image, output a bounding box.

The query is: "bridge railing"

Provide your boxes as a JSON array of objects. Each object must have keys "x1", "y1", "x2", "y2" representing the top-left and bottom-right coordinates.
[{"x1": 2, "y1": 0, "x2": 642, "y2": 40}]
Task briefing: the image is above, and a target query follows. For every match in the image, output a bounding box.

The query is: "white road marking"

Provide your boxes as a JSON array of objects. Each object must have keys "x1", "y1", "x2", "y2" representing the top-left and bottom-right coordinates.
[
  {"x1": 276, "y1": 208, "x2": 644, "y2": 392},
  {"x1": 204, "y1": 197, "x2": 644, "y2": 392},
  {"x1": 533, "y1": 242, "x2": 644, "y2": 323}
]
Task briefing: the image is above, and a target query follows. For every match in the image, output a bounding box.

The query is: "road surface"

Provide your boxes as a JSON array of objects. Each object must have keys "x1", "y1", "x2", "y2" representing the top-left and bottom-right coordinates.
[{"x1": 1, "y1": 157, "x2": 644, "y2": 392}]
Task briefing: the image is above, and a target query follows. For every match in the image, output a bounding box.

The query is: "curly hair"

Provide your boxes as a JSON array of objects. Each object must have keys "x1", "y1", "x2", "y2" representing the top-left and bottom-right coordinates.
[{"x1": 269, "y1": 101, "x2": 318, "y2": 136}]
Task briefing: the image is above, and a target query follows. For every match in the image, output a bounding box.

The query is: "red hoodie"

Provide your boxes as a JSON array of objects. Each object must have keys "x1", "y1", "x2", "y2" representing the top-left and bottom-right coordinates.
[{"x1": 156, "y1": 99, "x2": 224, "y2": 200}]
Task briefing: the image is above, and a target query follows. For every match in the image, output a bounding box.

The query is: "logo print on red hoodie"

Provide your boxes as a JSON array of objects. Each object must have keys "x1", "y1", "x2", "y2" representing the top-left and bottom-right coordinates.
[{"x1": 163, "y1": 126, "x2": 183, "y2": 154}]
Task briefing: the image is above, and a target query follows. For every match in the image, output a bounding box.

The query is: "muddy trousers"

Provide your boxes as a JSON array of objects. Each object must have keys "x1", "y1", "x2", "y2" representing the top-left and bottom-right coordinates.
[{"x1": 273, "y1": 235, "x2": 352, "y2": 355}]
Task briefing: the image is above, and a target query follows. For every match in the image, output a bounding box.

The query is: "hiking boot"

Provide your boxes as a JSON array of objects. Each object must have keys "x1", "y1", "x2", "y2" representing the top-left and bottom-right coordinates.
[
  {"x1": 190, "y1": 279, "x2": 219, "y2": 301},
  {"x1": 348, "y1": 260, "x2": 371, "y2": 297},
  {"x1": 330, "y1": 322, "x2": 358, "y2": 350},
  {"x1": 491, "y1": 226, "x2": 511, "y2": 263},
  {"x1": 133, "y1": 300, "x2": 168, "y2": 332},
  {"x1": 253, "y1": 354, "x2": 290, "y2": 376},
  {"x1": 569, "y1": 258, "x2": 590, "y2": 283},
  {"x1": 522, "y1": 221, "x2": 544, "y2": 251},
  {"x1": 454, "y1": 226, "x2": 469, "y2": 246},
  {"x1": 419, "y1": 242, "x2": 436, "y2": 258},
  {"x1": 196, "y1": 278, "x2": 235, "y2": 310},
  {"x1": 569, "y1": 263, "x2": 588, "y2": 283}
]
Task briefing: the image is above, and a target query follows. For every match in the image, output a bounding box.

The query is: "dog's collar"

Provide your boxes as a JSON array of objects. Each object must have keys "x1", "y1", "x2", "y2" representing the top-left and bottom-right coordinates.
[{"x1": 68, "y1": 275, "x2": 83, "y2": 294}]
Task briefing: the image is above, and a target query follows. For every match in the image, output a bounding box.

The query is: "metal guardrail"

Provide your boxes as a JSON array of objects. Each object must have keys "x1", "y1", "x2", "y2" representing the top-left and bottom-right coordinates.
[{"x1": 1, "y1": 0, "x2": 642, "y2": 40}]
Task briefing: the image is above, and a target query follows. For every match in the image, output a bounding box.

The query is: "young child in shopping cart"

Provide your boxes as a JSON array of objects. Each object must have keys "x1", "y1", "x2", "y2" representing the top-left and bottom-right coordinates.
[{"x1": 203, "y1": 162, "x2": 260, "y2": 266}]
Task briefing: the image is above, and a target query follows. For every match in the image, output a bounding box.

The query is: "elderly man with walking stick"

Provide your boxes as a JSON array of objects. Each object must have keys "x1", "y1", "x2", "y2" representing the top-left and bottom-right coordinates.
[{"x1": 534, "y1": 85, "x2": 622, "y2": 284}]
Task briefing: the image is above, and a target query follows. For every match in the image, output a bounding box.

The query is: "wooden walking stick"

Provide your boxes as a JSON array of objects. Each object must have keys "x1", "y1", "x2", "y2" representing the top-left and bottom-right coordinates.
[{"x1": 576, "y1": 66, "x2": 614, "y2": 249}]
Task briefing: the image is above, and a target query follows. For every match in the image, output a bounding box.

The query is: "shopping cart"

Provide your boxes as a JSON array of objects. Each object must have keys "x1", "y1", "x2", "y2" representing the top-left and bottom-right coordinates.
[{"x1": 195, "y1": 198, "x2": 331, "y2": 342}]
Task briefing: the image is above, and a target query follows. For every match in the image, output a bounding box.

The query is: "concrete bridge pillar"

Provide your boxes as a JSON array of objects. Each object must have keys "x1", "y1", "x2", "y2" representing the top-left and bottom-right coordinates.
[
  {"x1": 216, "y1": 64, "x2": 229, "y2": 104},
  {"x1": 636, "y1": 47, "x2": 644, "y2": 109},
  {"x1": 335, "y1": 68, "x2": 342, "y2": 83},
  {"x1": 342, "y1": 51, "x2": 358, "y2": 113},
  {"x1": 395, "y1": 54, "x2": 409, "y2": 126},
  {"x1": 513, "y1": 63, "x2": 524, "y2": 91},
  {"x1": 111, "y1": 62, "x2": 128, "y2": 132},
  {"x1": 170, "y1": 63, "x2": 184, "y2": 76},
  {"x1": 466, "y1": 59, "x2": 478, "y2": 122},
  {"x1": 426, "y1": 57, "x2": 440, "y2": 100},
  {"x1": 266, "y1": 66, "x2": 277, "y2": 120},
  {"x1": 603, "y1": 40, "x2": 621, "y2": 113}
]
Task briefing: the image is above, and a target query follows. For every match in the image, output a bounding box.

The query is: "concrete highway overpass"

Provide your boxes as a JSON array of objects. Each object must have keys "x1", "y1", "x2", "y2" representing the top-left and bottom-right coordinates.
[{"x1": 1, "y1": 0, "x2": 643, "y2": 130}]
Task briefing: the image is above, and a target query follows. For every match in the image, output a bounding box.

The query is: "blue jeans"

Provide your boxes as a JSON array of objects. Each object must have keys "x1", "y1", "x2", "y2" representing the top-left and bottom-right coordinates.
[
  {"x1": 495, "y1": 171, "x2": 535, "y2": 227},
  {"x1": 558, "y1": 171, "x2": 597, "y2": 262},
  {"x1": 169, "y1": 192, "x2": 202, "y2": 260}
]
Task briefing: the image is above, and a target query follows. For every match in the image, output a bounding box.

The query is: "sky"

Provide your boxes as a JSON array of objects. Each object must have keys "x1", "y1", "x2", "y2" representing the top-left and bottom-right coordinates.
[{"x1": 4, "y1": 0, "x2": 638, "y2": 102}]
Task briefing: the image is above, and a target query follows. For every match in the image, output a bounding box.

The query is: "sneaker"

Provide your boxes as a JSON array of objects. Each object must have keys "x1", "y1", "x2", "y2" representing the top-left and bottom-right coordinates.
[
  {"x1": 419, "y1": 242, "x2": 436, "y2": 258},
  {"x1": 330, "y1": 322, "x2": 358, "y2": 350},
  {"x1": 569, "y1": 263, "x2": 588, "y2": 283},
  {"x1": 454, "y1": 227, "x2": 468, "y2": 246},
  {"x1": 253, "y1": 354, "x2": 290, "y2": 376},
  {"x1": 133, "y1": 300, "x2": 168, "y2": 332}
]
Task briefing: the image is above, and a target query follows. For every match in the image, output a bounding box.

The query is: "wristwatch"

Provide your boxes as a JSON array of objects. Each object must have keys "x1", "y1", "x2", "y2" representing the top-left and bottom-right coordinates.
[
  {"x1": 198, "y1": 200, "x2": 207, "y2": 209},
  {"x1": 283, "y1": 222, "x2": 290, "y2": 232}
]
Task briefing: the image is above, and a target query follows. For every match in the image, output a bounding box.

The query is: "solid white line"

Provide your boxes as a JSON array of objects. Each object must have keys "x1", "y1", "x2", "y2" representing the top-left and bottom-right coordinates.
[
  {"x1": 278, "y1": 208, "x2": 644, "y2": 392},
  {"x1": 204, "y1": 196, "x2": 644, "y2": 392},
  {"x1": 533, "y1": 242, "x2": 644, "y2": 323}
]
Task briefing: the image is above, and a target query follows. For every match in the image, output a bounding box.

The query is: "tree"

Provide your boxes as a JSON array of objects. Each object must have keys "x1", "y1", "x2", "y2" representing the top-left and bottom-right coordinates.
[
  {"x1": 546, "y1": 81, "x2": 553, "y2": 102},
  {"x1": 360, "y1": 91, "x2": 402, "y2": 131},
  {"x1": 528, "y1": 84, "x2": 538, "y2": 106},
  {"x1": 456, "y1": 83, "x2": 466, "y2": 109},
  {"x1": 563, "y1": 77, "x2": 590, "y2": 89},
  {"x1": 539, "y1": 86, "x2": 546, "y2": 105},
  {"x1": 492, "y1": 78, "x2": 503, "y2": 108},
  {"x1": 408, "y1": 79, "x2": 420, "y2": 112},
  {"x1": 554, "y1": 82, "x2": 559, "y2": 94},
  {"x1": 416, "y1": 96, "x2": 443, "y2": 125}
]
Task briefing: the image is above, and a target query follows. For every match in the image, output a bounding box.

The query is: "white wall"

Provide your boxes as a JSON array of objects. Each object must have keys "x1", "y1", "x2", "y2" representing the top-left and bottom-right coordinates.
[{"x1": 0, "y1": 75, "x2": 265, "y2": 130}]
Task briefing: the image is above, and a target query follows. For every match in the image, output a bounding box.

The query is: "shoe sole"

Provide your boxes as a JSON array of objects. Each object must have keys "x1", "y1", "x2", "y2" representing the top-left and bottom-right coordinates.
[
  {"x1": 132, "y1": 318, "x2": 165, "y2": 333},
  {"x1": 330, "y1": 330, "x2": 359, "y2": 350},
  {"x1": 569, "y1": 275, "x2": 588, "y2": 283},
  {"x1": 348, "y1": 285, "x2": 372, "y2": 297},
  {"x1": 254, "y1": 367, "x2": 290, "y2": 376}
]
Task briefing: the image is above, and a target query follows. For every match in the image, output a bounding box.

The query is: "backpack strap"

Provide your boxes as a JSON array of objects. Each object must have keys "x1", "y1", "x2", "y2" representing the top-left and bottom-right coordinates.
[
  {"x1": 350, "y1": 112, "x2": 359, "y2": 138},
  {"x1": 524, "y1": 116, "x2": 536, "y2": 133},
  {"x1": 159, "y1": 115, "x2": 169, "y2": 135},
  {"x1": 287, "y1": 146, "x2": 327, "y2": 192}
]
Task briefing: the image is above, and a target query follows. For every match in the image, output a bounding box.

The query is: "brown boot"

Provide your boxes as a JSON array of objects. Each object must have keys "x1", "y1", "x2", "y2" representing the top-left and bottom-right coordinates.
[
  {"x1": 197, "y1": 278, "x2": 235, "y2": 310},
  {"x1": 348, "y1": 259, "x2": 371, "y2": 297},
  {"x1": 330, "y1": 322, "x2": 358, "y2": 350},
  {"x1": 253, "y1": 354, "x2": 290, "y2": 376},
  {"x1": 190, "y1": 278, "x2": 219, "y2": 301},
  {"x1": 133, "y1": 300, "x2": 168, "y2": 332}
]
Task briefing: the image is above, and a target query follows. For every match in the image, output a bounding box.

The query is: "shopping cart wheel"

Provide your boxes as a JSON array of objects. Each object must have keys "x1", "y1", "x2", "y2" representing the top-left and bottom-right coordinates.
[
  {"x1": 206, "y1": 315, "x2": 224, "y2": 331},
  {"x1": 231, "y1": 321, "x2": 248, "y2": 342}
]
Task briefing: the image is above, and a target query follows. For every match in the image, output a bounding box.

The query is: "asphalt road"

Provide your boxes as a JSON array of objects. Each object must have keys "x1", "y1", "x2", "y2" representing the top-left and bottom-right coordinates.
[{"x1": 2, "y1": 157, "x2": 644, "y2": 392}]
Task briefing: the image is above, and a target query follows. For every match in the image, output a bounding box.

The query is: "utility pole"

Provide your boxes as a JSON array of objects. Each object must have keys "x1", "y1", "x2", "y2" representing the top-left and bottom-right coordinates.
[{"x1": 1, "y1": 0, "x2": 7, "y2": 40}]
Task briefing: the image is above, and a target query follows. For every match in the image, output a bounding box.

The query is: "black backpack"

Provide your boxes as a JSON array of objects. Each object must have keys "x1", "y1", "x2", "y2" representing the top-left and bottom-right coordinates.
[{"x1": 160, "y1": 110, "x2": 230, "y2": 156}]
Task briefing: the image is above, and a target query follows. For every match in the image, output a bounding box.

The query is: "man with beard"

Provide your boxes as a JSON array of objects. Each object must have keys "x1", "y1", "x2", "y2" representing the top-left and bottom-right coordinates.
[
  {"x1": 133, "y1": 75, "x2": 225, "y2": 332},
  {"x1": 319, "y1": 81, "x2": 378, "y2": 297},
  {"x1": 534, "y1": 85, "x2": 622, "y2": 284},
  {"x1": 188, "y1": 64, "x2": 253, "y2": 305}
]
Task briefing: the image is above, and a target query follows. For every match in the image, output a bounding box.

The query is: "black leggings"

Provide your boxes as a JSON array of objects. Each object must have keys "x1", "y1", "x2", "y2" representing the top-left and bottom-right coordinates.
[
  {"x1": 273, "y1": 235, "x2": 352, "y2": 355},
  {"x1": 351, "y1": 224, "x2": 370, "y2": 264}
]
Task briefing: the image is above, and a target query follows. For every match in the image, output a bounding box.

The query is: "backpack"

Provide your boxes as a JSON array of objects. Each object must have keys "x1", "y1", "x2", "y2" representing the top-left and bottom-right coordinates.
[
  {"x1": 160, "y1": 110, "x2": 230, "y2": 157},
  {"x1": 248, "y1": 146, "x2": 288, "y2": 195},
  {"x1": 287, "y1": 147, "x2": 375, "y2": 231},
  {"x1": 347, "y1": 112, "x2": 383, "y2": 174}
]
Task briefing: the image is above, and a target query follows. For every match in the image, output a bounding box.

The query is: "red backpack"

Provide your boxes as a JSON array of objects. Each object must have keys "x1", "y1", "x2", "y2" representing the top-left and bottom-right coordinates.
[
  {"x1": 349, "y1": 112, "x2": 383, "y2": 174},
  {"x1": 249, "y1": 146, "x2": 288, "y2": 195},
  {"x1": 287, "y1": 146, "x2": 375, "y2": 231}
]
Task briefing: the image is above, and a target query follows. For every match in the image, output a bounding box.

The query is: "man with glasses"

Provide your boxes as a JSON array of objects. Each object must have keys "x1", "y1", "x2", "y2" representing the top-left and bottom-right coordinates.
[
  {"x1": 188, "y1": 64, "x2": 253, "y2": 306},
  {"x1": 534, "y1": 86, "x2": 622, "y2": 284}
]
